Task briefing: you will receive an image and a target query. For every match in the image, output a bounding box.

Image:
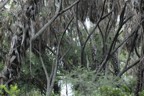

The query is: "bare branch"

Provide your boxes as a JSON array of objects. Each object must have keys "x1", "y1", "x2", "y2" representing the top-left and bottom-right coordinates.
[
  {"x1": 32, "y1": 0, "x2": 79, "y2": 41},
  {"x1": 118, "y1": 56, "x2": 143, "y2": 77},
  {"x1": 47, "y1": 15, "x2": 74, "y2": 96},
  {"x1": 32, "y1": 0, "x2": 62, "y2": 41},
  {"x1": 96, "y1": 3, "x2": 131, "y2": 73},
  {"x1": 111, "y1": 25, "x2": 140, "y2": 55},
  {"x1": 39, "y1": 55, "x2": 50, "y2": 96}
]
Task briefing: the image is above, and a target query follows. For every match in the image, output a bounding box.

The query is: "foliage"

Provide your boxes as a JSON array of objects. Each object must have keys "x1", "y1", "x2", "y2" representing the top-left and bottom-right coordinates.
[
  {"x1": 63, "y1": 67, "x2": 136, "y2": 96},
  {"x1": 139, "y1": 90, "x2": 144, "y2": 96},
  {"x1": 0, "y1": 84, "x2": 20, "y2": 96},
  {"x1": 0, "y1": 0, "x2": 144, "y2": 95},
  {"x1": 21, "y1": 89, "x2": 43, "y2": 96},
  {"x1": 96, "y1": 85, "x2": 133, "y2": 96}
]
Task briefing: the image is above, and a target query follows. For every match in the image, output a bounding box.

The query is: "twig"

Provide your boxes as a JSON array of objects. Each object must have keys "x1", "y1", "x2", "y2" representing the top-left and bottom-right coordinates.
[{"x1": 45, "y1": 45, "x2": 56, "y2": 55}]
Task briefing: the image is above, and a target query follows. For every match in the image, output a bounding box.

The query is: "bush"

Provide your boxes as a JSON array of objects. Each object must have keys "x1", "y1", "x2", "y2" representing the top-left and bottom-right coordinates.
[
  {"x1": 0, "y1": 84, "x2": 20, "y2": 96},
  {"x1": 63, "y1": 67, "x2": 135, "y2": 96}
]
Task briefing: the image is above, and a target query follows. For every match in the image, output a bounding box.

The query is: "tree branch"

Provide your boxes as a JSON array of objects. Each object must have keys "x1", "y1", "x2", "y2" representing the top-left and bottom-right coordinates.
[
  {"x1": 0, "y1": 0, "x2": 9, "y2": 9},
  {"x1": 32, "y1": 0, "x2": 79, "y2": 41}
]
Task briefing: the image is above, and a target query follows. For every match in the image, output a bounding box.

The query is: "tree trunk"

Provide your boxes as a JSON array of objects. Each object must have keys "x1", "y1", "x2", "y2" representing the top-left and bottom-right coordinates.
[{"x1": 135, "y1": 0, "x2": 144, "y2": 96}]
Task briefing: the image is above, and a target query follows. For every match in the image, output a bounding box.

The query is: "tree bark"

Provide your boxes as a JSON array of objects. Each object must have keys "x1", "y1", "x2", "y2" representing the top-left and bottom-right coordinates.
[{"x1": 135, "y1": 0, "x2": 144, "y2": 96}]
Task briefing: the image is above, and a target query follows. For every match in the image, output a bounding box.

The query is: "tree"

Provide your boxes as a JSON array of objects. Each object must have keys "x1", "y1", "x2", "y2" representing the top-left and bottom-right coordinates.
[{"x1": 0, "y1": 0, "x2": 144, "y2": 96}]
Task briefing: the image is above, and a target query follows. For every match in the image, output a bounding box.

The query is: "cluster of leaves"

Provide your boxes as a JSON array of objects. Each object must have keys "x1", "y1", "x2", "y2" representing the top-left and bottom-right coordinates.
[{"x1": 0, "y1": 84, "x2": 20, "y2": 96}]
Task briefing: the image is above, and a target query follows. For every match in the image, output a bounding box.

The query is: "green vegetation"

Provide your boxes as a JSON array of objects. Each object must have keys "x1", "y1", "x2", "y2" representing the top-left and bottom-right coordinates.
[
  {"x1": 0, "y1": 84, "x2": 20, "y2": 96},
  {"x1": 0, "y1": 0, "x2": 144, "y2": 96}
]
